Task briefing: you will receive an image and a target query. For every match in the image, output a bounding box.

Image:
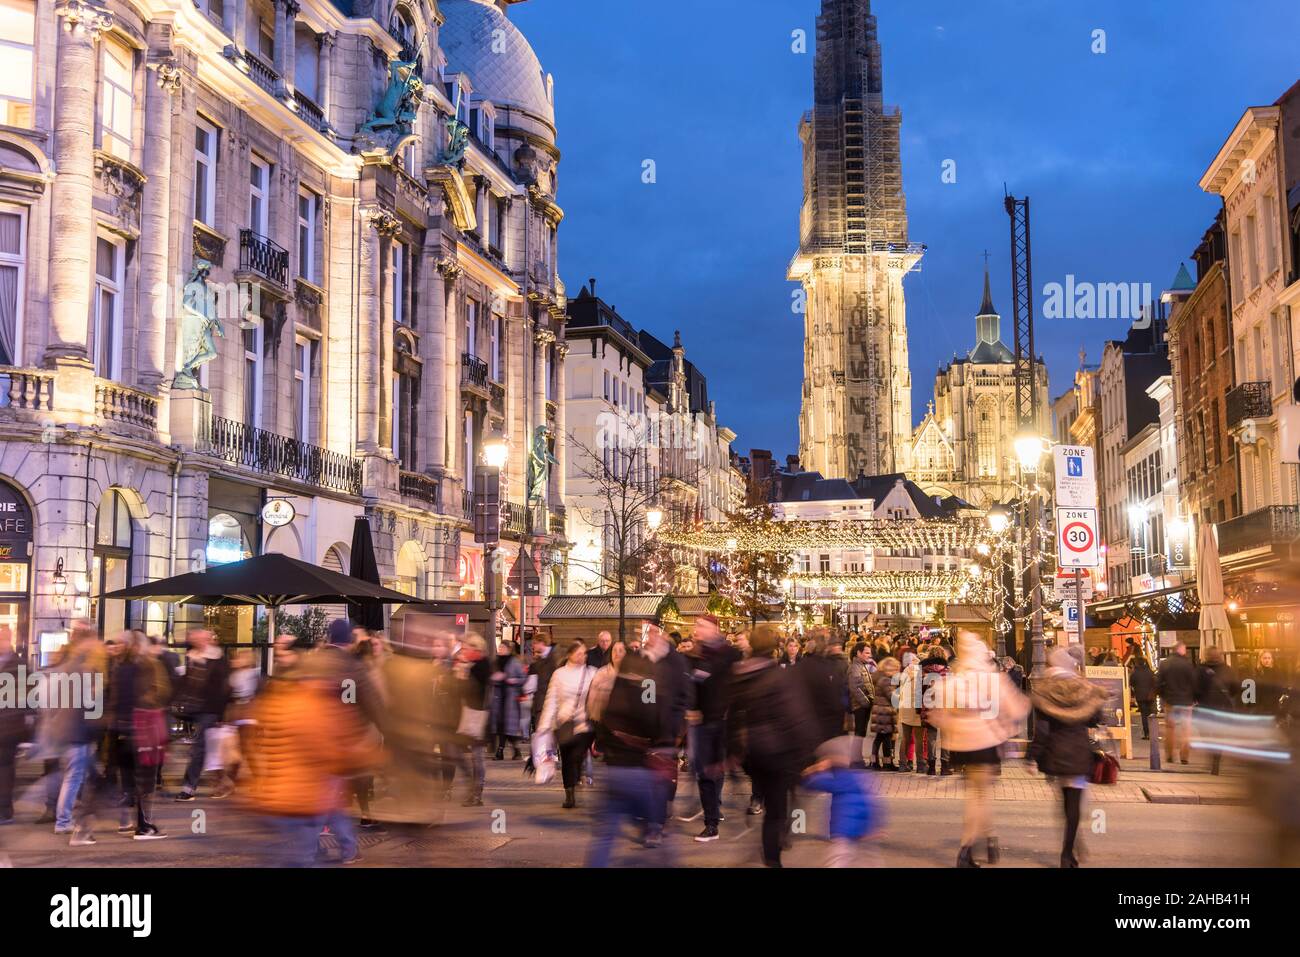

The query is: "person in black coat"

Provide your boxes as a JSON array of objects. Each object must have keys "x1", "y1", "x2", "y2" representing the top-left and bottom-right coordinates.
[
  {"x1": 1028, "y1": 648, "x2": 1108, "y2": 868},
  {"x1": 681, "y1": 616, "x2": 742, "y2": 841},
  {"x1": 1128, "y1": 656, "x2": 1157, "y2": 739},
  {"x1": 0, "y1": 627, "x2": 24, "y2": 823},
  {"x1": 798, "y1": 634, "x2": 850, "y2": 746},
  {"x1": 726, "y1": 624, "x2": 817, "y2": 867},
  {"x1": 1156, "y1": 643, "x2": 1198, "y2": 765}
]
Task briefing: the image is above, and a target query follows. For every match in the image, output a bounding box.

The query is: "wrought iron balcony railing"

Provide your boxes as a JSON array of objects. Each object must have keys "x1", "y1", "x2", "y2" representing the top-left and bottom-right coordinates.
[
  {"x1": 1216, "y1": 505, "x2": 1300, "y2": 556},
  {"x1": 209, "y1": 415, "x2": 362, "y2": 495},
  {"x1": 1226, "y1": 381, "x2": 1273, "y2": 430},
  {"x1": 239, "y1": 229, "x2": 289, "y2": 287},
  {"x1": 461, "y1": 353, "x2": 489, "y2": 390},
  {"x1": 461, "y1": 487, "x2": 473, "y2": 521},
  {"x1": 399, "y1": 470, "x2": 441, "y2": 510}
]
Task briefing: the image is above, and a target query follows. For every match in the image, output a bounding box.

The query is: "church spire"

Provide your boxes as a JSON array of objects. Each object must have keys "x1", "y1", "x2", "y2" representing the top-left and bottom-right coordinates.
[{"x1": 975, "y1": 262, "x2": 1000, "y2": 345}]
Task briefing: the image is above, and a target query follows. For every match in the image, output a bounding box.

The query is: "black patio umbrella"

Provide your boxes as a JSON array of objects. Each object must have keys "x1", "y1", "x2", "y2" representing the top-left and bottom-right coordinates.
[
  {"x1": 104, "y1": 552, "x2": 415, "y2": 672},
  {"x1": 348, "y1": 515, "x2": 385, "y2": 632}
]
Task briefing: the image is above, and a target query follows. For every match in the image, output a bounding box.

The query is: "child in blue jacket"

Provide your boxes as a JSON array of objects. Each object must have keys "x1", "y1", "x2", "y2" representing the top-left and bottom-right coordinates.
[{"x1": 802, "y1": 736, "x2": 882, "y2": 867}]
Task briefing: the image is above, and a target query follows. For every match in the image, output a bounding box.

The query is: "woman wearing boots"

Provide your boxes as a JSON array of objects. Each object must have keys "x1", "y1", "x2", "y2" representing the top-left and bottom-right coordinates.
[
  {"x1": 1028, "y1": 647, "x2": 1108, "y2": 867},
  {"x1": 868, "y1": 658, "x2": 900, "y2": 769},
  {"x1": 931, "y1": 632, "x2": 1028, "y2": 868},
  {"x1": 538, "y1": 640, "x2": 596, "y2": 808},
  {"x1": 490, "y1": 640, "x2": 527, "y2": 760},
  {"x1": 127, "y1": 631, "x2": 172, "y2": 839}
]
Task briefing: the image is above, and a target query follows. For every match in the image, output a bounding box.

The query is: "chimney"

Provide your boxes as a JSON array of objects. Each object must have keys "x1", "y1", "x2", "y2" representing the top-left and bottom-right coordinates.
[{"x1": 589, "y1": 277, "x2": 596, "y2": 298}]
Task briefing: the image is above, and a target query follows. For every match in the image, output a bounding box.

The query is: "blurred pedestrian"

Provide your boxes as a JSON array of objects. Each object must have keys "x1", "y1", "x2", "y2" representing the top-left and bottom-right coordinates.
[
  {"x1": 123, "y1": 631, "x2": 171, "y2": 838},
  {"x1": 585, "y1": 651, "x2": 673, "y2": 866},
  {"x1": 726, "y1": 623, "x2": 816, "y2": 867},
  {"x1": 490, "y1": 639, "x2": 526, "y2": 761},
  {"x1": 0, "y1": 626, "x2": 22, "y2": 825},
  {"x1": 918, "y1": 644, "x2": 950, "y2": 775},
  {"x1": 869, "y1": 657, "x2": 900, "y2": 770},
  {"x1": 779, "y1": 637, "x2": 801, "y2": 669},
  {"x1": 1028, "y1": 647, "x2": 1108, "y2": 868},
  {"x1": 932, "y1": 632, "x2": 1028, "y2": 867},
  {"x1": 802, "y1": 735, "x2": 881, "y2": 867},
  {"x1": 848, "y1": 641, "x2": 875, "y2": 757},
  {"x1": 1157, "y1": 642, "x2": 1197, "y2": 765},
  {"x1": 454, "y1": 634, "x2": 492, "y2": 807},
  {"x1": 174, "y1": 629, "x2": 230, "y2": 802},
  {"x1": 679, "y1": 615, "x2": 741, "y2": 840},
  {"x1": 537, "y1": 639, "x2": 596, "y2": 809},
  {"x1": 897, "y1": 651, "x2": 922, "y2": 772},
  {"x1": 586, "y1": 639, "x2": 626, "y2": 728},
  {"x1": 1128, "y1": 655, "x2": 1156, "y2": 740}
]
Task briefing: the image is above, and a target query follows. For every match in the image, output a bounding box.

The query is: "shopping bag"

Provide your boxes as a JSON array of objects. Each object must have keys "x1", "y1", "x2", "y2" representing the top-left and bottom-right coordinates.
[
  {"x1": 531, "y1": 728, "x2": 557, "y2": 784},
  {"x1": 203, "y1": 724, "x2": 233, "y2": 772}
]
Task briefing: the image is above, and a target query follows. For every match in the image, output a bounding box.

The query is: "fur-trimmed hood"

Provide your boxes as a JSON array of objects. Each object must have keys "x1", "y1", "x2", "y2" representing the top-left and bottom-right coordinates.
[{"x1": 1031, "y1": 672, "x2": 1108, "y2": 723}]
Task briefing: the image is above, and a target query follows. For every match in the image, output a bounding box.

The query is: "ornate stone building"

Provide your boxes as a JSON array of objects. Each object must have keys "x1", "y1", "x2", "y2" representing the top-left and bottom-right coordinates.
[
  {"x1": 789, "y1": 0, "x2": 921, "y2": 481},
  {"x1": 0, "y1": 0, "x2": 569, "y2": 659},
  {"x1": 911, "y1": 270, "x2": 1048, "y2": 509}
]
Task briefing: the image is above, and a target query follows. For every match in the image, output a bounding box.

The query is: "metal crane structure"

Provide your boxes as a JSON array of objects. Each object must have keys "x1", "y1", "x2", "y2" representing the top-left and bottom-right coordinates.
[{"x1": 1005, "y1": 192, "x2": 1048, "y2": 678}]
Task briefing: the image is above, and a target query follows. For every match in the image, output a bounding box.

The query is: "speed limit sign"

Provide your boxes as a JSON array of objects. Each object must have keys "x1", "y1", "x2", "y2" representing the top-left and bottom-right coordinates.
[{"x1": 1057, "y1": 507, "x2": 1099, "y2": 568}]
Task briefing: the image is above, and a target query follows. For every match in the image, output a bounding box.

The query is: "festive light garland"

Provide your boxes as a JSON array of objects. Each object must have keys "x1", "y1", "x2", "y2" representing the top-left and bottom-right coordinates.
[
  {"x1": 658, "y1": 517, "x2": 995, "y2": 552},
  {"x1": 784, "y1": 569, "x2": 977, "y2": 603}
]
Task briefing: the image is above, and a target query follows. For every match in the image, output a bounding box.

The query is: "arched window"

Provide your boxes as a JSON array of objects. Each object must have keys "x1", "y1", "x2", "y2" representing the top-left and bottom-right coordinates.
[
  {"x1": 395, "y1": 540, "x2": 425, "y2": 598},
  {"x1": 93, "y1": 489, "x2": 134, "y2": 634},
  {"x1": 319, "y1": 544, "x2": 348, "y2": 621},
  {"x1": 206, "y1": 512, "x2": 251, "y2": 566},
  {"x1": 976, "y1": 397, "x2": 997, "y2": 477}
]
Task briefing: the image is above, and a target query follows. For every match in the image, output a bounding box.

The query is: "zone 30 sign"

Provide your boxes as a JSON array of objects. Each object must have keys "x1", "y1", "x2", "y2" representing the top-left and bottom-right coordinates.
[{"x1": 1057, "y1": 506, "x2": 1100, "y2": 568}]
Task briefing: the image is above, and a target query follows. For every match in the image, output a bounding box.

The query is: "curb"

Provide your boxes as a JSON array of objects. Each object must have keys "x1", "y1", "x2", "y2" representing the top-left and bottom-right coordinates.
[{"x1": 1140, "y1": 786, "x2": 1249, "y2": 806}]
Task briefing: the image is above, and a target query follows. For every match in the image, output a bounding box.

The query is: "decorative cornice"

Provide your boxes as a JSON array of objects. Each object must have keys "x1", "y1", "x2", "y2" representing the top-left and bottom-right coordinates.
[
  {"x1": 435, "y1": 257, "x2": 462, "y2": 281},
  {"x1": 56, "y1": 0, "x2": 113, "y2": 39},
  {"x1": 534, "y1": 329, "x2": 556, "y2": 346}
]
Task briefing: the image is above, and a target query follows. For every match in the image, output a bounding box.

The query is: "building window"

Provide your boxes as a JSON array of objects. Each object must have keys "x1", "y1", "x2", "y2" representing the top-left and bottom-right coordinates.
[
  {"x1": 293, "y1": 336, "x2": 311, "y2": 441},
  {"x1": 99, "y1": 37, "x2": 134, "y2": 161},
  {"x1": 0, "y1": 0, "x2": 35, "y2": 128},
  {"x1": 256, "y1": 12, "x2": 274, "y2": 62},
  {"x1": 194, "y1": 119, "x2": 219, "y2": 226},
  {"x1": 464, "y1": 410, "x2": 476, "y2": 490},
  {"x1": 243, "y1": 320, "x2": 263, "y2": 428},
  {"x1": 392, "y1": 239, "x2": 408, "y2": 327},
  {"x1": 465, "y1": 299, "x2": 478, "y2": 358},
  {"x1": 393, "y1": 368, "x2": 418, "y2": 469},
  {"x1": 0, "y1": 203, "x2": 26, "y2": 366},
  {"x1": 92, "y1": 489, "x2": 134, "y2": 635},
  {"x1": 1246, "y1": 211, "x2": 1260, "y2": 291},
  {"x1": 93, "y1": 235, "x2": 124, "y2": 381},
  {"x1": 297, "y1": 188, "x2": 318, "y2": 283},
  {"x1": 249, "y1": 156, "x2": 270, "y2": 235},
  {"x1": 489, "y1": 313, "x2": 501, "y2": 381},
  {"x1": 603, "y1": 369, "x2": 609, "y2": 401},
  {"x1": 293, "y1": 24, "x2": 319, "y2": 102}
]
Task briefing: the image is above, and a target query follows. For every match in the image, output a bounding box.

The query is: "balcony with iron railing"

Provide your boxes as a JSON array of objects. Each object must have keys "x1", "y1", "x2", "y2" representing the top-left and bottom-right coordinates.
[
  {"x1": 208, "y1": 415, "x2": 363, "y2": 496},
  {"x1": 399, "y1": 471, "x2": 442, "y2": 510},
  {"x1": 1226, "y1": 381, "x2": 1273, "y2": 430},
  {"x1": 1217, "y1": 505, "x2": 1300, "y2": 557},
  {"x1": 461, "y1": 487, "x2": 473, "y2": 521},
  {"x1": 461, "y1": 353, "x2": 489, "y2": 392},
  {"x1": 238, "y1": 229, "x2": 289, "y2": 288}
]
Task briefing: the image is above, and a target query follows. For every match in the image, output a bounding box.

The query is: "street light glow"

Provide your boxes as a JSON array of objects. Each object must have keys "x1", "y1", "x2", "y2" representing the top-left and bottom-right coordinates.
[
  {"x1": 483, "y1": 437, "x2": 509, "y2": 469},
  {"x1": 645, "y1": 505, "x2": 664, "y2": 533},
  {"x1": 987, "y1": 505, "x2": 1011, "y2": 534},
  {"x1": 1014, "y1": 433, "x2": 1046, "y2": 471}
]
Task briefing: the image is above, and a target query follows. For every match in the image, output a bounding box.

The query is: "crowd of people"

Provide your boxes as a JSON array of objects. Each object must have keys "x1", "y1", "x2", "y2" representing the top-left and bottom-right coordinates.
[{"x1": 0, "y1": 614, "x2": 1295, "y2": 868}]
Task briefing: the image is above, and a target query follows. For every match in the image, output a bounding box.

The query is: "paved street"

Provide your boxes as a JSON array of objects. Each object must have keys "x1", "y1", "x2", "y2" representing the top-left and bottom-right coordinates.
[{"x1": 0, "y1": 744, "x2": 1271, "y2": 868}]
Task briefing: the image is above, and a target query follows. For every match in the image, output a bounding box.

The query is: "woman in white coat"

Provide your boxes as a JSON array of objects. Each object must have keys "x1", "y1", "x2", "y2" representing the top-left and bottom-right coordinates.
[{"x1": 537, "y1": 640, "x2": 597, "y2": 809}]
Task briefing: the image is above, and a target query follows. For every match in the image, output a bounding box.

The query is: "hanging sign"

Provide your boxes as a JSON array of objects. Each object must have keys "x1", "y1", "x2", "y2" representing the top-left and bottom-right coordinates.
[{"x1": 261, "y1": 499, "x2": 296, "y2": 528}]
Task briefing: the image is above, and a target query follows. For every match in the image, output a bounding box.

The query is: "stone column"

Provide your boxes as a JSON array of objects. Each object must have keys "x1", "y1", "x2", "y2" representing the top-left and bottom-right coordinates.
[
  {"x1": 48, "y1": 4, "x2": 111, "y2": 374},
  {"x1": 421, "y1": 243, "x2": 446, "y2": 474},
  {"x1": 317, "y1": 31, "x2": 334, "y2": 124},
  {"x1": 379, "y1": 230, "x2": 395, "y2": 453},
  {"x1": 137, "y1": 55, "x2": 182, "y2": 394},
  {"x1": 441, "y1": 263, "x2": 461, "y2": 486},
  {"x1": 555, "y1": 341, "x2": 568, "y2": 503},
  {"x1": 356, "y1": 207, "x2": 393, "y2": 451},
  {"x1": 233, "y1": 0, "x2": 248, "y2": 52},
  {"x1": 532, "y1": 329, "x2": 550, "y2": 435},
  {"x1": 273, "y1": 0, "x2": 297, "y2": 98}
]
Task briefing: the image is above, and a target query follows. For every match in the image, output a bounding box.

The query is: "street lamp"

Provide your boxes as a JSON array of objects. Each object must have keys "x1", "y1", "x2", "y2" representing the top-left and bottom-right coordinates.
[
  {"x1": 483, "y1": 435, "x2": 508, "y2": 470},
  {"x1": 52, "y1": 557, "x2": 67, "y2": 597},
  {"x1": 1128, "y1": 503, "x2": 1147, "y2": 527},
  {"x1": 645, "y1": 505, "x2": 663, "y2": 534},
  {"x1": 987, "y1": 504, "x2": 1011, "y2": 535},
  {"x1": 1014, "y1": 432, "x2": 1047, "y2": 472}
]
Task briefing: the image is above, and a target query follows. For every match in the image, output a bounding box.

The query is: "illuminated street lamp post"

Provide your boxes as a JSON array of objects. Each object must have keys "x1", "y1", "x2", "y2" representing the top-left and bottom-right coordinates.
[
  {"x1": 986, "y1": 504, "x2": 1011, "y2": 657},
  {"x1": 1015, "y1": 433, "x2": 1049, "y2": 678},
  {"x1": 481, "y1": 434, "x2": 509, "y2": 646}
]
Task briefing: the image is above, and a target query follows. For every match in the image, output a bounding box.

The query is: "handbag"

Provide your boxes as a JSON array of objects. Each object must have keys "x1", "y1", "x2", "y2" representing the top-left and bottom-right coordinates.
[
  {"x1": 555, "y1": 670, "x2": 591, "y2": 748},
  {"x1": 1089, "y1": 750, "x2": 1120, "y2": 785}
]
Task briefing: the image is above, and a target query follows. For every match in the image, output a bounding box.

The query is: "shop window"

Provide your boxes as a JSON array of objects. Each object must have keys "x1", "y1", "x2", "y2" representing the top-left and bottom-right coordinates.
[{"x1": 92, "y1": 489, "x2": 134, "y2": 636}]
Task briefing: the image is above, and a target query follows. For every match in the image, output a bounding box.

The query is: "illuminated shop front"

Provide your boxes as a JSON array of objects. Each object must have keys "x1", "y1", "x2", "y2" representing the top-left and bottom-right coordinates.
[{"x1": 0, "y1": 478, "x2": 32, "y2": 656}]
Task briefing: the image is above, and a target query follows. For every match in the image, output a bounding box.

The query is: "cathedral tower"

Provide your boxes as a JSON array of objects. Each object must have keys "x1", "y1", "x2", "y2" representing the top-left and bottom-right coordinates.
[{"x1": 789, "y1": 0, "x2": 922, "y2": 479}]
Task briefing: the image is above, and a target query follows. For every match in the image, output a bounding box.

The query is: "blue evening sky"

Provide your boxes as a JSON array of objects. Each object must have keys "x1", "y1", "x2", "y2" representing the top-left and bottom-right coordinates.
[{"x1": 512, "y1": 0, "x2": 1299, "y2": 461}]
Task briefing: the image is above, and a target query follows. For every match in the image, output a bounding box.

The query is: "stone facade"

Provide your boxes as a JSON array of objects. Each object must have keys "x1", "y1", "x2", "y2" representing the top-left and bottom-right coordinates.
[
  {"x1": 0, "y1": 0, "x2": 569, "y2": 658},
  {"x1": 912, "y1": 271, "x2": 1049, "y2": 510}
]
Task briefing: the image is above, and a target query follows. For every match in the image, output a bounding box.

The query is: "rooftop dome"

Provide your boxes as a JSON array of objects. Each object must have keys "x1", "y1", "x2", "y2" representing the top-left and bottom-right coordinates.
[{"x1": 439, "y1": 0, "x2": 555, "y2": 130}]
